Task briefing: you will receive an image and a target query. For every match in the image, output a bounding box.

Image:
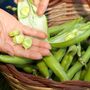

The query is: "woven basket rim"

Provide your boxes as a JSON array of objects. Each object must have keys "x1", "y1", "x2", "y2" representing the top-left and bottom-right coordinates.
[
  {"x1": 0, "y1": 64, "x2": 90, "y2": 89},
  {"x1": 1, "y1": 0, "x2": 90, "y2": 90}
]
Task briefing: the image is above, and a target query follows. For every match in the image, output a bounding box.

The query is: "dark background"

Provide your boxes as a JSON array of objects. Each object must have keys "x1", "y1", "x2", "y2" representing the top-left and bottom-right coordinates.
[{"x1": 0, "y1": 0, "x2": 16, "y2": 14}]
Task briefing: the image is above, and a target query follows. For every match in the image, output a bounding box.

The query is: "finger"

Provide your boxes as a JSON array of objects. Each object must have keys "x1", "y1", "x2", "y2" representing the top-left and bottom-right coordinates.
[
  {"x1": 29, "y1": 46, "x2": 50, "y2": 56},
  {"x1": 14, "y1": 0, "x2": 17, "y2": 3},
  {"x1": 13, "y1": 45, "x2": 42, "y2": 60},
  {"x1": 37, "y1": 0, "x2": 49, "y2": 15},
  {"x1": 32, "y1": 38, "x2": 51, "y2": 49},
  {"x1": 22, "y1": 25, "x2": 47, "y2": 39},
  {"x1": 33, "y1": 0, "x2": 40, "y2": 8}
]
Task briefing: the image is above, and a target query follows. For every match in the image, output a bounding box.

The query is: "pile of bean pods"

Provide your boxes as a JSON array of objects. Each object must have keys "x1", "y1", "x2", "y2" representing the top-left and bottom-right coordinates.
[{"x1": 0, "y1": 17, "x2": 90, "y2": 82}]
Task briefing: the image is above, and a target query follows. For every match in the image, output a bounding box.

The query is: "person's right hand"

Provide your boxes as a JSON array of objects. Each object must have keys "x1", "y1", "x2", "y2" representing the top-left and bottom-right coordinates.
[
  {"x1": 0, "y1": 9, "x2": 51, "y2": 60},
  {"x1": 33, "y1": 0, "x2": 49, "y2": 15},
  {"x1": 14, "y1": 0, "x2": 49, "y2": 16}
]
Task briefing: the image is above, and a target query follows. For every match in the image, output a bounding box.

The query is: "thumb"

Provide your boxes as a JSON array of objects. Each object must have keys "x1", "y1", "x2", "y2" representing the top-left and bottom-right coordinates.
[
  {"x1": 33, "y1": 0, "x2": 40, "y2": 8},
  {"x1": 37, "y1": 0, "x2": 49, "y2": 16},
  {"x1": 14, "y1": 0, "x2": 18, "y2": 3}
]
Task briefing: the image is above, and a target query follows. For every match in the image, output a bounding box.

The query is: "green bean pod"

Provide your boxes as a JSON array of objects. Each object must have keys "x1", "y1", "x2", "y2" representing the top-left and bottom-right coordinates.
[
  {"x1": 15, "y1": 64, "x2": 34, "y2": 73},
  {"x1": 61, "y1": 54, "x2": 73, "y2": 72},
  {"x1": 45, "y1": 48, "x2": 66, "y2": 78},
  {"x1": 54, "y1": 48, "x2": 66, "y2": 62},
  {"x1": 61, "y1": 45, "x2": 77, "y2": 71},
  {"x1": 77, "y1": 43, "x2": 81, "y2": 57},
  {"x1": 49, "y1": 22, "x2": 90, "y2": 48},
  {"x1": 80, "y1": 69, "x2": 86, "y2": 80},
  {"x1": 67, "y1": 46, "x2": 90, "y2": 79},
  {"x1": 72, "y1": 70, "x2": 81, "y2": 80},
  {"x1": 43, "y1": 54, "x2": 69, "y2": 81},
  {"x1": 84, "y1": 62, "x2": 90, "y2": 81},
  {"x1": 18, "y1": 0, "x2": 48, "y2": 33},
  {"x1": 0, "y1": 55, "x2": 32, "y2": 65},
  {"x1": 48, "y1": 17, "x2": 84, "y2": 36},
  {"x1": 37, "y1": 61, "x2": 50, "y2": 78}
]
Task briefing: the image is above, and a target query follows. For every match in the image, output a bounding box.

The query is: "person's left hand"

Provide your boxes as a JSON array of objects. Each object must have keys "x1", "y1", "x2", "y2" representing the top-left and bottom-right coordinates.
[
  {"x1": 0, "y1": 9, "x2": 51, "y2": 60},
  {"x1": 14, "y1": 0, "x2": 49, "y2": 16}
]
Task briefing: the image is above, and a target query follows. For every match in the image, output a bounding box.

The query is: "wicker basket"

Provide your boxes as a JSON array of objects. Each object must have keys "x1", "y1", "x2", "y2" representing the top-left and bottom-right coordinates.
[{"x1": 0, "y1": 0, "x2": 90, "y2": 90}]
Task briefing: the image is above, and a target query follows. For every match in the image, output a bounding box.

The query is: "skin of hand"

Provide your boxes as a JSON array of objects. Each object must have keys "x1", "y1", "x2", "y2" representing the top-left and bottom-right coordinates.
[
  {"x1": 14, "y1": 0, "x2": 49, "y2": 15},
  {"x1": 33, "y1": 0, "x2": 49, "y2": 15},
  {"x1": 0, "y1": 9, "x2": 51, "y2": 60}
]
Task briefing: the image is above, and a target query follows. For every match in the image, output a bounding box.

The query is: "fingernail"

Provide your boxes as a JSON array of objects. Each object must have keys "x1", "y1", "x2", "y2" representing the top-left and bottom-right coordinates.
[
  {"x1": 45, "y1": 44, "x2": 51, "y2": 49},
  {"x1": 48, "y1": 44, "x2": 52, "y2": 49},
  {"x1": 46, "y1": 50, "x2": 51, "y2": 55},
  {"x1": 43, "y1": 34, "x2": 48, "y2": 38},
  {"x1": 37, "y1": 6, "x2": 46, "y2": 16},
  {"x1": 47, "y1": 51, "x2": 51, "y2": 56},
  {"x1": 36, "y1": 7, "x2": 43, "y2": 16},
  {"x1": 39, "y1": 32, "x2": 47, "y2": 39},
  {"x1": 36, "y1": 54, "x2": 42, "y2": 60},
  {"x1": 49, "y1": 45, "x2": 52, "y2": 49},
  {"x1": 45, "y1": 34, "x2": 48, "y2": 38}
]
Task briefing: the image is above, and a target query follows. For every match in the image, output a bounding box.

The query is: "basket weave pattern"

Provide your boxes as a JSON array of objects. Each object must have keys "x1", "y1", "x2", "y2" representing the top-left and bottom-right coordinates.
[
  {"x1": 0, "y1": 64, "x2": 90, "y2": 90},
  {"x1": 0, "y1": 0, "x2": 90, "y2": 90}
]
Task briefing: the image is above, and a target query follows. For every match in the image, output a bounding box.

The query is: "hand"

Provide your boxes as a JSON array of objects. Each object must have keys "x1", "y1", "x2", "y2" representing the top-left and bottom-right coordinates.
[
  {"x1": 14, "y1": 0, "x2": 49, "y2": 16},
  {"x1": 33, "y1": 0, "x2": 49, "y2": 15},
  {"x1": 0, "y1": 9, "x2": 51, "y2": 60}
]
